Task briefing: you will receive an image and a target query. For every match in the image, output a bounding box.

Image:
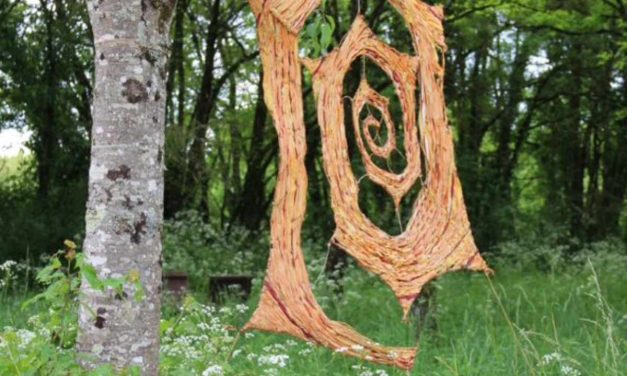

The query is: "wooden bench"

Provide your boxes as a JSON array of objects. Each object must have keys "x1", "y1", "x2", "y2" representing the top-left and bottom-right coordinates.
[{"x1": 163, "y1": 271, "x2": 189, "y2": 299}]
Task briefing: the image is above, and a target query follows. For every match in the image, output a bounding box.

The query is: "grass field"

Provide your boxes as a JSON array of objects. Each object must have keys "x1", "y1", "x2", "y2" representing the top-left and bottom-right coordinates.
[
  {"x1": 225, "y1": 264, "x2": 626, "y2": 376},
  {"x1": 2, "y1": 254, "x2": 625, "y2": 375}
]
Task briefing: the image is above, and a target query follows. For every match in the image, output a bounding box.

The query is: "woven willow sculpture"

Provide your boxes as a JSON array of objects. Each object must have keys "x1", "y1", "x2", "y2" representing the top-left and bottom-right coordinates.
[{"x1": 244, "y1": 0, "x2": 492, "y2": 370}]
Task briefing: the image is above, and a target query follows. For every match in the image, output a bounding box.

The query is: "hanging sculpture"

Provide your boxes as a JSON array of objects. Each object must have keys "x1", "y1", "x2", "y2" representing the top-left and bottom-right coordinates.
[{"x1": 243, "y1": 0, "x2": 492, "y2": 370}]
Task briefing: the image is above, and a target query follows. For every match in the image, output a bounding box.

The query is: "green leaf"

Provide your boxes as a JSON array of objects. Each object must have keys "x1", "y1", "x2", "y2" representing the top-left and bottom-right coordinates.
[
  {"x1": 325, "y1": 15, "x2": 335, "y2": 31},
  {"x1": 320, "y1": 23, "x2": 333, "y2": 52},
  {"x1": 306, "y1": 22, "x2": 318, "y2": 40},
  {"x1": 133, "y1": 280, "x2": 145, "y2": 302},
  {"x1": 102, "y1": 277, "x2": 125, "y2": 294},
  {"x1": 81, "y1": 263, "x2": 103, "y2": 291}
]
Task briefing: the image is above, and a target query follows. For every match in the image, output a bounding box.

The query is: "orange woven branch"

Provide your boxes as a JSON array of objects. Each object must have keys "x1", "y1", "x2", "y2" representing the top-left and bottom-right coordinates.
[
  {"x1": 353, "y1": 80, "x2": 397, "y2": 161},
  {"x1": 244, "y1": 0, "x2": 491, "y2": 371}
]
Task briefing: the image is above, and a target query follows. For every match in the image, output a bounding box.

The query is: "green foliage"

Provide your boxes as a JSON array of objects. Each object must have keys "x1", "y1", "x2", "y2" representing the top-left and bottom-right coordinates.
[
  {"x1": 158, "y1": 240, "x2": 627, "y2": 376},
  {"x1": 2, "y1": 239, "x2": 626, "y2": 375},
  {"x1": 1, "y1": 0, "x2": 626, "y2": 263},
  {"x1": 159, "y1": 297, "x2": 246, "y2": 375},
  {"x1": 300, "y1": 10, "x2": 336, "y2": 58},
  {"x1": 0, "y1": 241, "x2": 145, "y2": 375},
  {"x1": 0, "y1": 154, "x2": 30, "y2": 179},
  {"x1": 0, "y1": 152, "x2": 87, "y2": 264},
  {"x1": 163, "y1": 211, "x2": 269, "y2": 290},
  {"x1": 493, "y1": 233, "x2": 627, "y2": 274},
  {"x1": 0, "y1": 0, "x2": 90, "y2": 263}
]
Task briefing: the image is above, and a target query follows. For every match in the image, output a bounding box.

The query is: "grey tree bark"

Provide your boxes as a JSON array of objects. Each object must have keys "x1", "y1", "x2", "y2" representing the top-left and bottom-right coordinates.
[{"x1": 77, "y1": 1, "x2": 175, "y2": 374}]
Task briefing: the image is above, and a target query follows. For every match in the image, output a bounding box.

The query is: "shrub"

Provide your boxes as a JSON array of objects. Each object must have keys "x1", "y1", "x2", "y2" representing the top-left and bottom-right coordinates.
[{"x1": 163, "y1": 211, "x2": 269, "y2": 289}]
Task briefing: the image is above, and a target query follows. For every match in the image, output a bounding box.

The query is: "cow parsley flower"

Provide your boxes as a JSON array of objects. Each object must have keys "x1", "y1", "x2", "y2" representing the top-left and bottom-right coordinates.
[
  {"x1": 246, "y1": 353, "x2": 258, "y2": 361},
  {"x1": 257, "y1": 354, "x2": 290, "y2": 368},
  {"x1": 539, "y1": 352, "x2": 562, "y2": 366},
  {"x1": 0, "y1": 260, "x2": 16, "y2": 271},
  {"x1": 298, "y1": 347, "x2": 313, "y2": 356},
  {"x1": 201, "y1": 364, "x2": 224, "y2": 376},
  {"x1": 235, "y1": 304, "x2": 249, "y2": 314},
  {"x1": 16, "y1": 329, "x2": 36, "y2": 349},
  {"x1": 560, "y1": 365, "x2": 581, "y2": 376}
]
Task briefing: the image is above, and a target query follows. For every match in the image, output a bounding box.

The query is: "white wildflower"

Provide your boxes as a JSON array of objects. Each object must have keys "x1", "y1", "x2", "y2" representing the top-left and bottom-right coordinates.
[
  {"x1": 235, "y1": 304, "x2": 249, "y2": 314},
  {"x1": 560, "y1": 365, "x2": 581, "y2": 376},
  {"x1": 298, "y1": 347, "x2": 313, "y2": 356},
  {"x1": 197, "y1": 322, "x2": 211, "y2": 331},
  {"x1": 16, "y1": 329, "x2": 36, "y2": 349},
  {"x1": 202, "y1": 364, "x2": 224, "y2": 376},
  {"x1": 219, "y1": 306, "x2": 232, "y2": 315},
  {"x1": 0, "y1": 260, "x2": 17, "y2": 271},
  {"x1": 539, "y1": 352, "x2": 562, "y2": 366},
  {"x1": 335, "y1": 346, "x2": 348, "y2": 353},
  {"x1": 257, "y1": 354, "x2": 290, "y2": 368}
]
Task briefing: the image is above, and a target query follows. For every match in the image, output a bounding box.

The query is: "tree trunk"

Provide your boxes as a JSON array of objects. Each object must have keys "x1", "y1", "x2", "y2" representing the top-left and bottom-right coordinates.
[
  {"x1": 566, "y1": 41, "x2": 586, "y2": 240},
  {"x1": 165, "y1": 0, "x2": 187, "y2": 127},
  {"x1": 37, "y1": 0, "x2": 58, "y2": 200},
  {"x1": 595, "y1": 67, "x2": 627, "y2": 238},
  {"x1": 77, "y1": 1, "x2": 175, "y2": 374},
  {"x1": 185, "y1": 0, "x2": 221, "y2": 217},
  {"x1": 232, "y1": 72, "x2": 274, "y2": 230}
]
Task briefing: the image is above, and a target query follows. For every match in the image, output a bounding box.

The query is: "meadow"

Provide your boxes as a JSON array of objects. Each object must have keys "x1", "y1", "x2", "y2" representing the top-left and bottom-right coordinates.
[{"x1": 1, "y1": 239, "x2": 625, "y2": 376}]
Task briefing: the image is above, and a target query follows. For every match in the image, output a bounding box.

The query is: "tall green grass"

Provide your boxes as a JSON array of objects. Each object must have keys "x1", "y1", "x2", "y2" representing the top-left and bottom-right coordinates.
[
  {"x1": 1, "y1": 253, "x2": 625, "y2": 375},
  {"x1": 225, "y1": 262, "x2": 626, "y2": 375}
]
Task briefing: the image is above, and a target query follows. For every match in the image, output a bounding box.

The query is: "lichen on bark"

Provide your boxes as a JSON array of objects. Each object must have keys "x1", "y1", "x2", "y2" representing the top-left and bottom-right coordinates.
[{"x1": 77, "y1": 1, "x2": 175, "y2": 374}]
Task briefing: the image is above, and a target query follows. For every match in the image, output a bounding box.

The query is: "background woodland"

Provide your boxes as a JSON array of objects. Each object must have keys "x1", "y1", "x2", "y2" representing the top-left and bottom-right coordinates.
[{"x1": 0, "y1": 0, "x2": 626, "y2": 264}]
